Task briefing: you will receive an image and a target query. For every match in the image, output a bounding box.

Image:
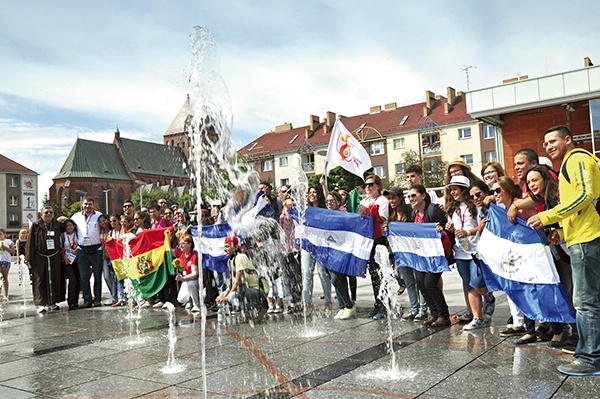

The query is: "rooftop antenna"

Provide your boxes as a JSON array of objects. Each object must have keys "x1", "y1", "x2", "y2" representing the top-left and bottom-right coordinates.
[{"x1": 460, "y1": 65, "x2": 477, "y2": 91}]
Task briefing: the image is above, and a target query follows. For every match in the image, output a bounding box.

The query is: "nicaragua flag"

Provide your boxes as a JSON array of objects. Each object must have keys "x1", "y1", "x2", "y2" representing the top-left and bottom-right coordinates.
[
  {"x1": 293, "y1": 206, "x2": 373, "y2": 277},
  {"x1": 190, "y1": 223, "x2": 232, "y2": 273},
  {"x1": 477, "y1": 204, "x2": 575, "y2": 323},
  {"x1": 387, "y1": 222, "x2": 450, "y2": 273}
]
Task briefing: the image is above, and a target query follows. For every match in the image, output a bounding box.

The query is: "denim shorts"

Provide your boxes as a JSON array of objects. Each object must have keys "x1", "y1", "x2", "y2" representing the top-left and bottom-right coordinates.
[
  {"x1": 456, "y1": 258, "x2": 486, "y2": 290},
  {"x1": 0, "y1": 261, "x2": 10, "y2": 269}
]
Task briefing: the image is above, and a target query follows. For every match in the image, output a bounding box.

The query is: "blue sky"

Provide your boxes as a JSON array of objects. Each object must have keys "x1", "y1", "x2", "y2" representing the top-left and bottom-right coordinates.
[{"x1": 1, "y1": 0, "x2": 599, "y2": 207}]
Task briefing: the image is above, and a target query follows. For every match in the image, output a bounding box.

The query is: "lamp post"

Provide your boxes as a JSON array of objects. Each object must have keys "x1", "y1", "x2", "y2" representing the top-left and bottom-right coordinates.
[
  {"x1": 75, "y1": 190, "x2": 87, "y2": 211},
  {"x1": 135, "y1": 180, "x2": 145, "y2": 209},
  {"x1": 103, "y1": 189, "x2": 111, "y2": 214}
]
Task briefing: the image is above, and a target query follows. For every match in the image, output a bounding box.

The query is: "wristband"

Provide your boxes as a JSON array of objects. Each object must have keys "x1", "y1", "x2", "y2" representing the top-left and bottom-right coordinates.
[{"x1": 513, "y1": 203, "x2": 519, "y2": 211}]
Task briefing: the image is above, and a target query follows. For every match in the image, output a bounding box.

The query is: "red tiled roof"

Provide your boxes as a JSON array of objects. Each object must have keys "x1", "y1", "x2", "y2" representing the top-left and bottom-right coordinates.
[
  {"x1": 0, "y1": 153, "x2": 36, "y2": 174},
  {"x1": 239, "y1": 95, "x2": 472, "y2": 157}
]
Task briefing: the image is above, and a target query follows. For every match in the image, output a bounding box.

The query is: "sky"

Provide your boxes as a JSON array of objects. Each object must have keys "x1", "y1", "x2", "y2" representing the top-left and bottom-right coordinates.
[{"x1": 1, "y1": 0, "x2": 599, "y2": 208}]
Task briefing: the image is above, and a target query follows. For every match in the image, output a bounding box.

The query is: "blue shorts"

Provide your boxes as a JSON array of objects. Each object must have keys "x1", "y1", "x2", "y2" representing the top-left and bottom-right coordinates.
[
  {"x1": 456, "y1": 258, "x2": 486, "y2": 290},
  {"x1": 0, "y1": 261, "x2": 10, "y2": 269}
]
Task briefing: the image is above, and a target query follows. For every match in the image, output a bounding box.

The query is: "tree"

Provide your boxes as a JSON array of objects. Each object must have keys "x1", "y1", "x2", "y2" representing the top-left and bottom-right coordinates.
[
  {"x1": 389, "y1": 149, "x2": 421, "y2": 188},
  {"x1": 131, "y1": 188, "x2": 174, "y2": 210}
]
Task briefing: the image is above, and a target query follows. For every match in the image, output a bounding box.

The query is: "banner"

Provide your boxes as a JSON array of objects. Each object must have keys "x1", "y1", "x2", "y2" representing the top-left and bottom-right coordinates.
[
  {"x1": 190, "y1": 223, "x2": 232, "y2": 273},
  {"x1": 387, "y1": 222, "x2": 449, "y2": 273},
  {"x1": 325, "y1": 118, "x2": 372, "y2": 179},
  {"x1": 477, "y1": 204, "x2": 575, "y2": 323}
]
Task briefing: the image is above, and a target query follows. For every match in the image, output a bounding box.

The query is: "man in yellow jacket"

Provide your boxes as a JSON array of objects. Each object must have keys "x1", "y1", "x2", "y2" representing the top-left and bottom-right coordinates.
[{"x1": 527, "y1": 125, "x2": 600, "y2": 377}]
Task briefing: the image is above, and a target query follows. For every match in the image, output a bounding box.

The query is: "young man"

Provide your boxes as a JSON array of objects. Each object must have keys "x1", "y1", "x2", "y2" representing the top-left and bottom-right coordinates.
[
  {"x1": 122, "y1": 199, "x2": 135, "y2": 218},
  {"x1": 405, "y1": 165, "x2": 438, "y2": 205},
  {"x1": 527, "y1": 125, "x2": 600, "y2": 377}
]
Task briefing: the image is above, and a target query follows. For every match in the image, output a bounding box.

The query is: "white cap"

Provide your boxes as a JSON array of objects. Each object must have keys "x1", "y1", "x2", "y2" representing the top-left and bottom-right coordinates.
[{"x1": 538, "y1": 156, "x2": 553, "y2": 169}]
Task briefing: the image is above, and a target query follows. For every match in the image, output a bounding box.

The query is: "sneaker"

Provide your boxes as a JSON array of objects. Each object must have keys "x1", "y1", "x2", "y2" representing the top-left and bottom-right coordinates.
[
  {"x1": 500, "y1": 326, "x2": 526, "y2": 337},
  {"x1": 139, "y1": 300, "x2": 151, "y2": 309},
  {"x1": 373, "y1": 310, "x2": 387, "y2": 320},
  {"x1": 557, "y1": 359, "x2": 600, "y2": 376},
  {"x1": 340, "y1": 307, "x2": 356, "y2": 320},
  {"x1": 324, "y1": 302, "x2": 333, "y2": 317},
  {"x1": 274, "y1": 305, "x2": 283, "y2": 313},
  {"x1": 152, "y1": 301, "x2": 164, "y2": 308},
  {"x1": 191, "y1": 306, "x2": 201, "y2": 313},
  {"x1": 267, "y1": 306, "x2": 275, "y2": 313},
  {"x1": 413, "y1": 312, "x2": 429, "y2": 321},
  {"x1": 185, "y1": 302, "x2": 192, "y2": 309},
  {"x1": 463, "y1": 317, "x2": 485, "y2": 331},
  {"x1": 162, "y1": 302, "x2": 171, "y2": 309},
  {"x1": 334, "y1": 309, "x2": 345, "y2": 319},
  {"x1": 561, "y1": 335, "x2": 579, "y2": 355},
  {"x1": 459, "y1": 311, "x2": 473, "y2": 323},
  {"x1": 49, "y1": 304, "x2": 60, "y2": 311},
  {"x1": 37, "y1": 306, "x2": 47, "y2": 313},
  {"x1": 483, "y1": 293, "x2": 495, "y2": 319},
  {"x1": 402, "y1": 312, "x2": 417, "y2": 321},
  {"x1": 368, "y1": 306, "x2": 381, "y2": 318}
]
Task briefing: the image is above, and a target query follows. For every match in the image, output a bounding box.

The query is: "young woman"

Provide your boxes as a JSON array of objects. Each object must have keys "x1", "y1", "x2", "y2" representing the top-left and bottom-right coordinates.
[
  {"x1": 120, "y1": 215, "x2": 134, "y2": 234},
  {"x1": 409, "y1": 185, "x2": 451, "y2": 327},
  {"x1": 445, "y1": 175, "x2": 489, "y2": 331},
  {"x1": 279, "y1": 198, "x2": 302, "y2": 313},
  {"x1": 301, "y1": 185, "x2": 332, "y2": 316},
  {"x1": 108, "y1": 215, "x2": 127, "y2": 306},
  {"x1": 172, "y1": 234, "x2": 201, "y2": 312},
  {"x1": 0, "y1": 228, "x2": 16, "y2": 300},
  {"x1": 61, "y1": 219, "x2": 80, "y2": 309},
  {"x1": 133, "y1": 211, "x2": 151, "y2": 234},
  {"x1": 325, "y1": 191, "x2": 356, "y2": 320},
  {"x1": 525, "y1": 166, "x2": 574, "y2": 348},
  {"x1": 15, "y1": 229, "x2": 31, "y2": 283},
  {"x1": 98, "y1": 214, "x2": 117, "y2": 306},
  {"x1": 491, "y1": 176, "x2": 539, "y2": 342},
  {"x1": 480, "y1": 161, "x2": 506, "y2": 188},
  {"x1": 385, "y1": 187, "x2": 427, "y2": 321},
  {"x1": 358, "y1": 174, "x2": 389, "y2": 320}
]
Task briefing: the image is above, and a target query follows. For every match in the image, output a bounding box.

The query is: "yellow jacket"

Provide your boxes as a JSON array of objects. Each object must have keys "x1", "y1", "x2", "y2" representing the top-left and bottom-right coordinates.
[{"x1": 539, "y1": 148, "x2": 600, "y2": 246}]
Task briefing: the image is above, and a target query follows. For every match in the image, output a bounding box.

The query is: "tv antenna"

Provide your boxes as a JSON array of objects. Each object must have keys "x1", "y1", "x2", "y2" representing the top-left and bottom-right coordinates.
[{"x1": 460, "y1": 65, "x2": 477, "y2": 91}]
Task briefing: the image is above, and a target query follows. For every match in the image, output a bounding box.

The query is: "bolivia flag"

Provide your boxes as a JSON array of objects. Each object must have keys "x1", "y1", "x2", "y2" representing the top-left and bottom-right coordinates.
[{"x1": 105, "y1": 228, "x2": 175, "y2": 298}]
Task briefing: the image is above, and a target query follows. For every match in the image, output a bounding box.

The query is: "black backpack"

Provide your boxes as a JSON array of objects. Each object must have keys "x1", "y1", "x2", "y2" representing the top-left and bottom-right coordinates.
[{"x1": 560, "y1": 149, "x2": 600, "y2": 216}]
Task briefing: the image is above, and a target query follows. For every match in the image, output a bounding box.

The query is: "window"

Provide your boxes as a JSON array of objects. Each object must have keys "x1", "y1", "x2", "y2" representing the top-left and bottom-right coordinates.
[
  {"x1": 301, "y1": 153, "x2": 315, "y2": 172},
  {"x1": 9, "y1": 196, "x2": 18, "y2": 206},
  {"x1": 394, "y1": 163, "x2": 404, "y2": 174},
  {"x1": 280, "y1": 178, "x2": 289, "y2": 187},
  {"x1": 458, "y1": 127, "x2": 472, "y2": 139},
  {"x1": 483, "y1": 124, "x2": 495, "y2": 139},
  {"x1": 485, "y1": 151, "x2": 497, "y2": 162},
  {"x1": 421, "y1": 133, "x2": 440, "y2": 155},
  {"x1": 9, "y1": 214, "x2": 18, "y2": 222},
  {"x1": 9, "y1": 177, "x2": 18, "y2": 187},
  {"x1": 393, "y1": 138, "x2": 405, "y2": 150},
  {"x1": 262, "y1": 159, "x2": 273, "y2": 172},
  {"x1": 279, "y1": 157, "x2": 288, "y2": 167},
  {"x1": 370, "y1": 141, "x2": 385, "y2": 156},
  {"x1": 461, "y1": 154, "x2": 474, "y2": 165},
  {"x1": 373, "y1": 166, "x2": 386, "y2": 178},
  {"x1": 399, "y1": 115, "x2": 409, "y2": 126}
]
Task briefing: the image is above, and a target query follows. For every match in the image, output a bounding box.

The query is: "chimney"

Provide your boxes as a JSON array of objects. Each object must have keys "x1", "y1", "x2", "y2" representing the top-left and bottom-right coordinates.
[
  {"x1": 425, "y1": 90, "x2": 436, "y2": 109},
  {"x1": 275, "y1": 122, "x2": 293, "y2": 132},
  {"x1": 326, "y1": 111, "x2": 336, "y2": 129},
  {"x1": 384, "y1": 102, "x2": 397, "y2": 111},
  {"x1": 585, "y1": 57, "x2": 594, "y2": 67},
  {"x1": 370, "y1": 105, "x2": 381, "y2": 114},
  {"x1": 519, "y1": 75, "x2": 529, "y2": 80},
  {"x1": 309, "y1": 115, "x2": 320, "y2": 132},
  {"x1": 114, "y1": 126, "x2": 120, "y2": 139},
  {"x1": 447, "y1": 87, "x2": 456, "y2": 105},
  {"x1": 444, "y1": 102, "x2": 453, "y2": 114},
  {"x1": 422, "y1": 106, "x2": 429, "y2": 117}
]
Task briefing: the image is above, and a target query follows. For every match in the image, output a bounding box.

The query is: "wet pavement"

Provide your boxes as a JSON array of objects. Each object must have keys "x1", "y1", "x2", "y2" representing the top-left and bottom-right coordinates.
[{"x1": 0, "y1": 267, "x2": 597, "y2": 399}]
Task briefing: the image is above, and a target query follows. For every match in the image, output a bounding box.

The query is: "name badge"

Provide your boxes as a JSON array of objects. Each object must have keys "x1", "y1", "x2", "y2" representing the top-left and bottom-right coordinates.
[
  {"x1": 47, "y1": 231, "x2": 55, "y2": 237},
  {"x1": 46, "y1": 239, "x2": 55, "y2": 250},
  {"x1": 83, "y1": 237, "x2": 92, "y2": 246}
]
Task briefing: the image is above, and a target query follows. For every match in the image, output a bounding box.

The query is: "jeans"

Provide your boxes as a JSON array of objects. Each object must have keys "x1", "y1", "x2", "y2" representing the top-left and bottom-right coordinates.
[
  {"x1": 283, "y1": 252, "x2": 302, "y2": 304},
  {"x1": 77, "y1": 249, "x2": 103, "y2": 303},
  {"x1": 103, "y1": 258, "x2": 118, "y2": 303},
  {"x1": 398, "y1": 266, "x2": 427, "y2": 314},
  {"x1": 214, "y1": 271, "x2": 228, "y2": 294},
  {"x1": 368, "y1": 237, "x2": 387, "y2": 310},
  {"x1": 456, "y1": 258, "x2": 486, "y2": 290},
  {"x1": 301, "y1": 249, "x2": 331, "y2": 303},
  {"x1": 330, "y1": 270, "x2": 353, "y2": 309},
  {"x1": 65, "y1": 261, "x2": 80, "y2": 306},
  {"x1": 414, "y1": 271, "x2": 448, "y2": 318},
  {"x1": 227, "y1": 286, "x2": 265, "y2": 316},
  {"x1": 569, "y1": 237, "x2": 600, "y2": 367}
]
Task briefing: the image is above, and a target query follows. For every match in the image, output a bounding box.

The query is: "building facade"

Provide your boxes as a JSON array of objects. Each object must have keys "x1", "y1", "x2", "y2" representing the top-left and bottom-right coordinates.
[{"x1": 0, "y1": 154, "x2": 38, "y2": 239}]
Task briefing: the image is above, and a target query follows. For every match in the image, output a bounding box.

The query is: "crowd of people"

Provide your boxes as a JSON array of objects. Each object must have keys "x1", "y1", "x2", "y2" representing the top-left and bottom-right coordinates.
[{"x1": 4, "y1": 125, "x2": 598, "y2": 377}]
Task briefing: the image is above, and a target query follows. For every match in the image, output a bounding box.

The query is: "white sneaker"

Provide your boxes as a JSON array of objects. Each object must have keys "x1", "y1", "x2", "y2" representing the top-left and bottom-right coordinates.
[
  {"x1": 191, "y1": 306, "x2": 201, "y2": 313},
  {"x1": 152, "y1": 301, "x2": 164, "y2": 308},
  {"x1": 139, "y1": 300, "x2": 151, "y2": 309},
  {"x1": 37, "y1": 306, "x2": 47, "y2": 313},
  {"x1": 267, "y1": 306, "x2": 275, "y2": 313},
  {"x1": 463, "y1": 317, "x2": 485, "y2": 331},
  {"x1": 274, "y1": 305, "x2": 283, "y2": 313},
  {"x1": 162, "y1": 301, "x2": 171, "y2": 309},
  {"x1": 334, "y1": 309, "x2": 345, "y2": 319},
  {"x1": 340, "y1": 307, "x2": 356, "y2": 320},
  {"x1": 185, "y1": 302, "x2": 192, "y2": 309}
]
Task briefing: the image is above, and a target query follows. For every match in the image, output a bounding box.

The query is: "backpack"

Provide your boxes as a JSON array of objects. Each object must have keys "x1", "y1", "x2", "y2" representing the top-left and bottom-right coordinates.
[
  {"x1": 425, "y1": 203, "x2": 456, "y2": 265},
  {"x1": 560, "y1": 149, "x2": 600, "y2": 216}
]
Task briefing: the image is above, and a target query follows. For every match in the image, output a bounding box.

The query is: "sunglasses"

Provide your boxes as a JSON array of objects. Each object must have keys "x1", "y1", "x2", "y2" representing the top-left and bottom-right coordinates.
[
  {"x1": 470, "y1": 192, "x2": 484, "y2": 199},
  {"x1": 123, "y1": 204, "x2": 133, "y2": 208},
  {"x1": 490, "y1": 188, "x2": 502, "y2": 195},
  {"x1": 408, "y1": 193, "x2": 419, "y2": 199},
  {"x1": 365, "y1": 182, "x2": 376, "y2": 187},
  {"x1": 325, "y1": 199, "x2": 336, "y2": 204},
  {"x1": 43, "y1": 211, "x2": 54, "y2": 214}
]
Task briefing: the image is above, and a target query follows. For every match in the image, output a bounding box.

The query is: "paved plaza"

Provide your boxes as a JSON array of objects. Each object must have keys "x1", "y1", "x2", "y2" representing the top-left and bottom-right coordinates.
[{"x1": 0, "y1": 266, "x2": 598, "y2": 399}]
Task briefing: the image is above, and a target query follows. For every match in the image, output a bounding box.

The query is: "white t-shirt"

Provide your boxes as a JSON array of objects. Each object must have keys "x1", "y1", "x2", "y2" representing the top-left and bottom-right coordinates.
[
  {"x1": 451, "y1": 202, "x2": 478, "y2": 260},
  {"x1": 0, "y1": 239, "x2": 13, "y2": 263},
  {"x1": 71, "y1": 211, "x2": 102, "y2": 246},
  {"x1": 360, "y1": 195, "x2": 389, "y2": 220}
]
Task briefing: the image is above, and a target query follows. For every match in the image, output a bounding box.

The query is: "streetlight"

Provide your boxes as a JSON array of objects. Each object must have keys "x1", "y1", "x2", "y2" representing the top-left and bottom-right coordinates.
[
  {"x1": 75, "y1": 190, "x2": 87, "y2": 211},
  {"x1": 135, "y1": 180, "x2": 146, "y2": 209},
  {"x1": 103, "y1": 189, "x2": 111, "y2": 214}
]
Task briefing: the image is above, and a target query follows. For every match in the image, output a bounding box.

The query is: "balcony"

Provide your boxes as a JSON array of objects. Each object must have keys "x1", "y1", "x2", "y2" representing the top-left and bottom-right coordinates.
[{"x1": 302, "y1": 162, "x2": 315, "y2": 172}]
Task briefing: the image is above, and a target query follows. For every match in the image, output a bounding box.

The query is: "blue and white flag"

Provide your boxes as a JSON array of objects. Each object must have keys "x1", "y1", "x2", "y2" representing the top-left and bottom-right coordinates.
[
  {"x1": 477, "y1": 204, "x2": 575, "y2": 323},
  {"x1": 293, "y1": 206, "x2": 373, "y2": 277},
  {"x1": 190, "y1": 223, "x2": 232, "y2": 273},
  {"x1": 387, "y1": 222, "x2": 450, "y2": 273}
]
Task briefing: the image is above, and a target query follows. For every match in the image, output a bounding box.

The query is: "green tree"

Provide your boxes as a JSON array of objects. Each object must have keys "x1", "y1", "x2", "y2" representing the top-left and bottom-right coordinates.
[
  {"x1": 389, "y1": 149, "x2": 421, "y2": 188},
  {"x1": 131, "y1": 188, "x2": 175, "y2": 210}
]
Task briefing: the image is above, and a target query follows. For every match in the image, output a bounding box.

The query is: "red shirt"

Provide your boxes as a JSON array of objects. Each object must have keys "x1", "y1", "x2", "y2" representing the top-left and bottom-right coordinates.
[{"x1": 174, "y1": 248, "x2": 198, "y2": 275}]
